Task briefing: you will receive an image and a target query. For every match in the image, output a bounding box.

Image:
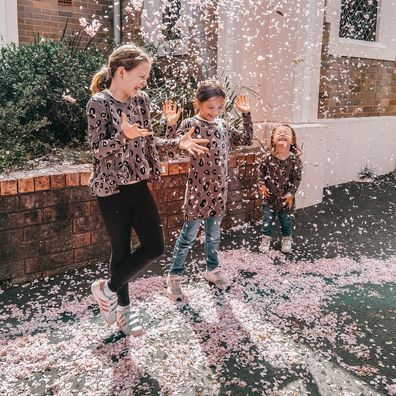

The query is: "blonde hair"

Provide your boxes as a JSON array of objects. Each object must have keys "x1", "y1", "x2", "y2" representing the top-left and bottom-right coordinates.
[
  {"x1": 270, "y1": 124, "x2": 302, "y2": 156},
  {"x1": 90, "y1": 44, "x2": 151, "y2": 94}
]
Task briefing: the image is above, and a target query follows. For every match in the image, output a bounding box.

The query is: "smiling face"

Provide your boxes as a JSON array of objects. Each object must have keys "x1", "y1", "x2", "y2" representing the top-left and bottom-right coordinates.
[
  {"x1": 196, "y1": 96, "x2": 226, "y2": 122},
  {"x1": 272, "y1": 125, "x2": 294, "y2": 149},
  {"x1": 118, "y1": 61, "x2": 151, "y2": 98}
]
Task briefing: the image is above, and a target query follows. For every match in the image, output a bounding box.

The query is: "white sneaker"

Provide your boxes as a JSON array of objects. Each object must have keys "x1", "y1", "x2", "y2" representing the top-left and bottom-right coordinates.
[
  {"x1": 166, "y1": 274, "x2": 184, "y2": 301},
  {"x1": 204, "y1": 268, "x2": 230, "y2": 289},
  {"x1": 281, "y1": 236, "x2": 292, "y2": 253},
  {"x1": 259, "y1": 235, "x2": 271, "y2": 253},
  {"x1": 117, "y1": 305, "x2": 144, "y2": 336},
  {"x1": 91, "y1": 279, "x2": 117, "y2": 325}
]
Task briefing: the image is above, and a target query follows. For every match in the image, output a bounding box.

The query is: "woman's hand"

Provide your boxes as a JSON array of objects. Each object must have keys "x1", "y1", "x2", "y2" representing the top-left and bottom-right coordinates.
[
  {"x1": 121, "y1": 113, "x2": 153, "y2": 139},
  {"x1": 260, "y1": 184, "x2": 270, "y2": 198},
  {"x1": 234, "y1": 95, "x2": 250, "y2": 113},
  {"x1": 179, "y1": 127, "x2": 209, "y2": 156},
  {"x1": 282, "y1": 193, "x2": 294, "y2": 209},
  {"x1": 162, "y1": 100, "x2": 182, "y2": 126}
]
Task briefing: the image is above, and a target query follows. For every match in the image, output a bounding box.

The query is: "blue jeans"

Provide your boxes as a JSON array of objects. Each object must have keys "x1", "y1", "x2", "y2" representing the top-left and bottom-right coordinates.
[
  {"x1": 262, "y1": 205, "x2": 292, "y2": 237},
  {"x1": 169, "y1": 216, "x2": 222, "y2": 275}
]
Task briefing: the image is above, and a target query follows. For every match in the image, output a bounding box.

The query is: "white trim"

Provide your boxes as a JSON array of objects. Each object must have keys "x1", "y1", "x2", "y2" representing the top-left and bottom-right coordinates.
[
  {"x1": 326, "y1": 0, "x2": 396, "y2": 61},
  {"x1": 141, "y1": 0, "x2": 192, "y2": 57},
  {"x1": 0, "y1": 0, "x2": 18, "y2": 47}
]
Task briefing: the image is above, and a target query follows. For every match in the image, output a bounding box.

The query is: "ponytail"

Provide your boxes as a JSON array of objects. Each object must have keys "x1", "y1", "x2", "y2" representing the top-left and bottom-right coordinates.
[{"x1": 90, "y1": 66, "x2": 111, "y2": 95}]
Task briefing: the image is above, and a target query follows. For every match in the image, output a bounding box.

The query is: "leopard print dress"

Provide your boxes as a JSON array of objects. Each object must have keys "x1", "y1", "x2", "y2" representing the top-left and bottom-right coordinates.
[
  {"x1": 167, "y1": 113, "x2": 253, "y2": 221},
  {"x1": 86, "y1": 90, "x2": 178, "y2": 197}
]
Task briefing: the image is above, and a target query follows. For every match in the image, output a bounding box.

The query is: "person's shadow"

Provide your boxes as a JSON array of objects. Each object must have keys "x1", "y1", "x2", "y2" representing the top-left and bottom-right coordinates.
[
  {"x1": 90, "y1": 321, "x2": 161, "y2": 395},
  {"x1": 177, "y1": 285, "x2": 320, "y2": 395}
]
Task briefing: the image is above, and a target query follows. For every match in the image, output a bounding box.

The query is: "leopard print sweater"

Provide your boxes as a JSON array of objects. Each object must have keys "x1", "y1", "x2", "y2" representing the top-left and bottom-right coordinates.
[
  {"x1": 86, "y1": 90, "x2": 178, "y2": 197},
  {"x1": 167, "y1": 113, "x2": 253, "y2": 221}
]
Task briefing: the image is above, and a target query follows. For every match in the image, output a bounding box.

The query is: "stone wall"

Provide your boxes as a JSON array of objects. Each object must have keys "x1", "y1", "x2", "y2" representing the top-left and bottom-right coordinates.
[{"x1": 0, "y1": 150, "x2": 261, "y2": 284}]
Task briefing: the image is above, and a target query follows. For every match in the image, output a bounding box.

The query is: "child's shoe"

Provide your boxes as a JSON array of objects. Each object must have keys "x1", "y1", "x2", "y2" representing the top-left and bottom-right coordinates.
[
  {"x1": 117, "y1": 304, "x2": 144, "y2": 336},
  {"x1": 281, "y1": 236, "x2": 292, "y2": 253},
  {"x1": 91, "y1": 279, "x2": 117, "y2": 325},
  {"x1": 204, "y1": 268, "x2": 230, "y2": 289},
  {"x1": 259, "y1": 235, "x2": 271, "y2": 253},
  {"x1": 166, "y1": 274, "x2": 184, "y2": 301}
]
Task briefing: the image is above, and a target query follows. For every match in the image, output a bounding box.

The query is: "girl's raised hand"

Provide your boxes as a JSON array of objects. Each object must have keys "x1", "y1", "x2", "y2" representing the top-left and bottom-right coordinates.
[
  {"x1": 260, "y1": 184, "x2": 270, "y2": 198},
  {"x1": 282, "y1": 193, "x2": 294, "y2": 209},
  {"x1": 235, "y1": 95, "x2": 250, "y2": 113},
  {"x1": 162, "y1": 100, "x2": 182, "y2": 126},
  {"x1": 179, "y1": 127, "x2": 209, "y2": 156},
  {"x1": 121, "y1": 113, "x2": 153, "y2": 139}
]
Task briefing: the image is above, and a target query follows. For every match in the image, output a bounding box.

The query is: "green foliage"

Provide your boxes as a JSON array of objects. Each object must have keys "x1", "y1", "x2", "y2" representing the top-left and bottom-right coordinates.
[{"x1": 0, "y1": 34, "x2": 105, "y2": 172}]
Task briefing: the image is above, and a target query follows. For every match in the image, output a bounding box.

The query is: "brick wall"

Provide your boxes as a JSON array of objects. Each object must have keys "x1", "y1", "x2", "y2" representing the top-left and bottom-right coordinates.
[
  {"x1": 17, "y1": 0, "x2": 113, "y2": 46},
  {"x1": 0, "y1": 150, "x2": 261, "y2": 284},
  {"x1": 318, "y1": 22, "x2": 396, "y2": 118}
]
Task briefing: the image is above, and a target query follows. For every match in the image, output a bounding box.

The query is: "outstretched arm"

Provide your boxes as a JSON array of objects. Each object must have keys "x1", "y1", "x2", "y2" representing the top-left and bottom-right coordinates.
[{"x1": 230, "y1": 95, "x2": 254, "y2": 147}]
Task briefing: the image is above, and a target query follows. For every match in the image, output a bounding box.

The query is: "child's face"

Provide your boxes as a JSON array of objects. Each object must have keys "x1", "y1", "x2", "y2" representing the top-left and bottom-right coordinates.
[
  {"x1": 120, "y1": 61, "x2": 151, "y2": 98},
  {"x1": 196, "y1": 96, "x2": 226, "y2": 122},
  {"x1": 273, "y1": 126, "x2": 293, "y2": 148}
]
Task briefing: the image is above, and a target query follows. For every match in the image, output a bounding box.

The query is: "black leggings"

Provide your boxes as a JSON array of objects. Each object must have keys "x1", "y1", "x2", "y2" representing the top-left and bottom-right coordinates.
[{"x1": 97, "y1": 181, "x2": 165, "y2": 306}]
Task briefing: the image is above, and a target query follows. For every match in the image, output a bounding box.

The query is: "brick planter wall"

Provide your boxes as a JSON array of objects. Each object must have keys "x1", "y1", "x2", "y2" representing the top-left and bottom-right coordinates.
[{"x1": 0, "y1": 150, "x2": 261, "y2": 284}]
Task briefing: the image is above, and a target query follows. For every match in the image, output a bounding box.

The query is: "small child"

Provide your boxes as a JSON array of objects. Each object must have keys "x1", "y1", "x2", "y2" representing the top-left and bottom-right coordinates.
[
  {"x1": 165, "y1": 80, "x2": 254, "y2": 300},
  {"x1": 258, "y1": 124, "x2": 302, "y2": 254}
]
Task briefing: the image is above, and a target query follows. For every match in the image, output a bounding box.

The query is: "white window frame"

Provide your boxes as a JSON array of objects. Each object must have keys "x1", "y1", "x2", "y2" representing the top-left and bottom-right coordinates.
[
  {"x1": 141, "y1": 0, "x2": 192, "y2": 57},
  {"x1": 0, "y1": 0, "x2": 18, "y2": 47},
  {"x1": 325, "y1": 0, "x2": 396, "y2": 61}
]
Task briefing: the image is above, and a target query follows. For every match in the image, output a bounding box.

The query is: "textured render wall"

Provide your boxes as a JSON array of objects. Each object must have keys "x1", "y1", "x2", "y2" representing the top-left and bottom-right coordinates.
[
  {"x1": 0, "y1": 150, "x2": 261, "y2": 284},
  {"x1": 318, "y1": 23, "x2": 396, "y2": 119}
]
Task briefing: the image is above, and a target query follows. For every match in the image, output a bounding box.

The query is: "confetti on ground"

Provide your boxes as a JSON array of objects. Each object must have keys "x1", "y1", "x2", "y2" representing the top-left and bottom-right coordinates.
[{"x1": 1, "y1": 249, "x2": 395, "y2": 395}]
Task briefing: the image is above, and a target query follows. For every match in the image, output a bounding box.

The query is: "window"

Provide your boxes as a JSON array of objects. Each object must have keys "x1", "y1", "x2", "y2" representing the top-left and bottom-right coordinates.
[
  {"x1": 325, "y1": 0, "x2": 396, "y2": 61},
  {"x1": 339, "y1": 0, "x2": 378, "y2": 41},
  {"x1": 142, "y1": 0, "x2": 191, "y2": 56},
  {"x1": 162, "y1": 0, "x2": 182, "y2": 41}
]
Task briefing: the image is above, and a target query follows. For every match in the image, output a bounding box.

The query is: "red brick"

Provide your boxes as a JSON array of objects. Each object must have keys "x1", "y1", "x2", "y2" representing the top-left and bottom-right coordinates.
[
  {"x1": 161, "y1": 162, "x2": 169, "y2": 175},
  {"x1": 79, "y1": 171, "x2": 90, "y2": 186},
  {"x1": 1, "y1": 180, "x2": 18, "y2": 196},
  {"x1": 65, "y1": 172, "x2": 80, "y2": 187},
  {"x1": 50, "y1": 174, "x2": 65, "y2": 189},
  {"x1": 167, "y1": 214, "x2": 184, "y2": 228},
  {"x1": 73, "y1": 243, "x2": 109, "y2": 262},
  {"x1": 168, "y1": 162, "x2": 180, "y2": 175},
  {"x1": 228, "y1": 155, "x2": 237, "y2": 168},
  {"x1": 26, "y1": 251, "x2": 72, "y2": 273},
  {"x1": 72, "y1": 232, "x2": 91, "y2": 248},
  {"x1": 0, "y1": 210, "x2": 42, "y2": 231},
  {"x1": 24, "y1": 220, "x2": 71, "y2": 241},
  {"x1": 0, "y1": 195, "x2": 18, "y2": 213},
  {"x1": 178, "y1": 161, "x2": 190, "y2": 174},
  {"x1": 18, "y1": 178, "x2": 35, "y2": 193},
  {"x1": 19, "y1": 190, "x2": 68, "y2": 210},
  {"x1": 34, "y1": 176, "x2": 50, "y2": 191}
]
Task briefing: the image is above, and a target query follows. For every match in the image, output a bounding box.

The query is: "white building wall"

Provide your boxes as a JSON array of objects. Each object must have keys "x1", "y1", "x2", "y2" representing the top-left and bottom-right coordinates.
[
  {"x1": 218, "y1": 0, "x2": 396, "y2": 209},
  {"x1": 0, "y1": 0, "x2": 18, "y2": 47}
]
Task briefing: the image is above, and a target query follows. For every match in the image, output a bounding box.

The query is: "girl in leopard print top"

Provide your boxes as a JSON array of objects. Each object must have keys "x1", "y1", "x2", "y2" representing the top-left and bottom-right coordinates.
[
  {"x1": 88, "y1": 44, "x2": 208, "y2": 336},
  {"x1": 165, "y1": 80, "x2": 254, "y2": 300}
]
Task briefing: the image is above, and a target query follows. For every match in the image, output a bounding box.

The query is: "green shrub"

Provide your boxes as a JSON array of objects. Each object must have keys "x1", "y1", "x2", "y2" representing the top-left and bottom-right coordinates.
[{"x1": 0, "y1": 35, "x2": 105, "y2": 172}]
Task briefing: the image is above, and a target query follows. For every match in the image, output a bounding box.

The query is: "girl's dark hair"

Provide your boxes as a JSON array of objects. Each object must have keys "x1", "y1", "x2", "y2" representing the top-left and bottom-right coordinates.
[
  {"x1": 270, "y1": 124, "x2": 302, "y2": 156},
  {"x1": 90, "y1": 44, "x2": 152, "y2": 95},
  {"x1": 195, "y1": 80, "x2": 226, "y2": 102}
]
